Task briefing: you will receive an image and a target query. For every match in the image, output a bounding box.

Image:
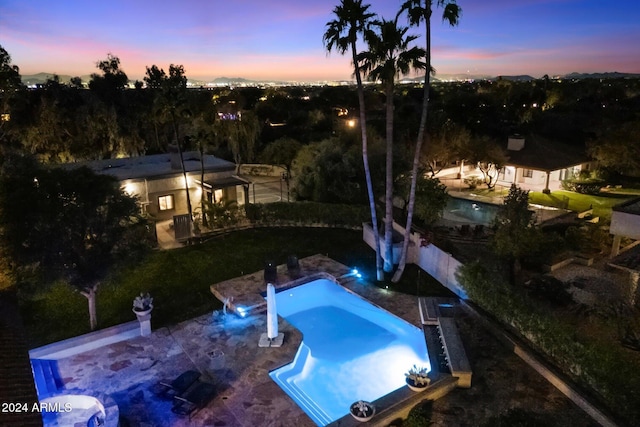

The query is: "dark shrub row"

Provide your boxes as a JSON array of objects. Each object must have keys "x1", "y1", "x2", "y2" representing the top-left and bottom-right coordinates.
[{"x1": 245, "y1": 202, "x2": 370, "y2": 228}]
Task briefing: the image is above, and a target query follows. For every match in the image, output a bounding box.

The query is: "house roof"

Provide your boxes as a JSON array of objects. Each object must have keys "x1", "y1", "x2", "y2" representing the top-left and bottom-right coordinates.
[
  {"x1": 505, "y1": 135, "x2": 590, "y2": 172},
  {"x1": 612, "y1": 197, "x2": 640, "y2": 215},
  {"x1": 67, "y1": 152, "x2": 236, "y2": 182}
]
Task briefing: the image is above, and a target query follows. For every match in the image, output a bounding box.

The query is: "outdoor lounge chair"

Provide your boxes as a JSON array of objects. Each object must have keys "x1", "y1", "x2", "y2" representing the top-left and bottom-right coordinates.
[
  {"x1": 153, "y1": 370, "x2": 201, "y2": 399},
  {"x1": 172, "y1": 381, "x2": 216, "y2": 419}
]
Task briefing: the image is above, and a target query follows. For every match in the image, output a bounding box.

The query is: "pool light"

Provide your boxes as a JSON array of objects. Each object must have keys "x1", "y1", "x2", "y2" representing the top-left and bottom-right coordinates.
[{"x1": 236, "y1": 306, "x2": 247, "y2": 318}]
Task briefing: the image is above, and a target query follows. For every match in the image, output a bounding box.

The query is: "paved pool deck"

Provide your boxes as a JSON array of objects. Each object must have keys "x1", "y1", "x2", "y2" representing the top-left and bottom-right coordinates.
[{"x1": 45, "y1": 255, "x2": 598, "y2": 427}]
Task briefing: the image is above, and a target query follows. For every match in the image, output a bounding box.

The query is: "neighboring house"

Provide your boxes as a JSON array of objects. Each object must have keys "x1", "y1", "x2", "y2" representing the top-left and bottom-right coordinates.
[
  {"x1": 72, "y1": 149, "x2": 250, "y2": 222},
  {"x1": 495, "y1": 135, "x2": 594, "y2": 193}
]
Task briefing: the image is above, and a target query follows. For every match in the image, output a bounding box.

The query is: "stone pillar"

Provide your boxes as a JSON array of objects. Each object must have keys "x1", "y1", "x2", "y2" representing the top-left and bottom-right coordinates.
[
  {"x1": 610, "y1": 235, "x2": 622, "y2": 258},
  {"x1": 134, "y1": 311, "x2": 152, "y2": 337}
]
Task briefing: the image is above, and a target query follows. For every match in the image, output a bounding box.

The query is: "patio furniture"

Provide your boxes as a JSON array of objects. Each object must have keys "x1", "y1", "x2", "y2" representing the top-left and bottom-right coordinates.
[
  {"x1": 153, "y1": 370, "x2": 201, "y2": 399},
  {"x1": 172, "y1": 381, "x2": 216, "y2": 419},
  {"x1": 287, "y1": 254, "x2": 300, "y2": 278}
]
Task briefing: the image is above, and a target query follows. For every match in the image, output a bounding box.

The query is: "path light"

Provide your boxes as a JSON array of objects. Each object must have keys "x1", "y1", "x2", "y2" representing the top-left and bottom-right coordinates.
[{"x1": 339, "y1": 267, "x2": 363, "y2": 280}]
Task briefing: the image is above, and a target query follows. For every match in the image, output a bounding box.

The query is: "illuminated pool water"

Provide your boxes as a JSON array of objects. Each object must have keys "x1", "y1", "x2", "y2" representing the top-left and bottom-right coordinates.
[
  {"x1": 269, "y1": 279, "x2": 430, "y2": 426},
  {"x1": 445, "y1": 196, "x2": 500, "y2": 225}
]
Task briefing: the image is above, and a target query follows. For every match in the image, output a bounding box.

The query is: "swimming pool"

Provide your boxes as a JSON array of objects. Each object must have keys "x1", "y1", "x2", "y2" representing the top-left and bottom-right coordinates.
[
  {"x1": 444, "y1": 196, "x2": 500, "y2": 225},
  {"x1": 269, "y1": 279, "x2": 430, "y2": 426}
]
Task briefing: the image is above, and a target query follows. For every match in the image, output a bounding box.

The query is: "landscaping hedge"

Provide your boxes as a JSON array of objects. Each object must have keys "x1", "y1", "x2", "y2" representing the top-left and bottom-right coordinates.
[
  {"x1": 457, "y1": 262, "x2": 640, "y2": 425},
  {"x1": 245, "y1": 201, "x2": 370, "y2": 228}
]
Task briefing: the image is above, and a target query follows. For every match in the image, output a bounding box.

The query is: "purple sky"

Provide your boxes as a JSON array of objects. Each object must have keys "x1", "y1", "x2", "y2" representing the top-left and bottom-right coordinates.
[{"x1": 2, "y1": 0, "x2": 639, "y2": 82}]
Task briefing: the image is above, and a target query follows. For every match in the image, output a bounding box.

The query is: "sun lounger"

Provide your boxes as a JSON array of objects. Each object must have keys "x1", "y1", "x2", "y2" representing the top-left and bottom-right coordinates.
[
  {"x1": 153, "y1": 370, "x2": 201, "y2": 399},
  {"x1": 172, "y1": 381, "x2": 216, "y2": 419}
]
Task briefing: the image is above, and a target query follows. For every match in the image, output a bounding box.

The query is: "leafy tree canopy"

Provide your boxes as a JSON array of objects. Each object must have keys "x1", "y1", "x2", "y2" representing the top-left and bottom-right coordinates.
[{"x1": 0, "y1": 153, "x2": 152, "y2": 291}]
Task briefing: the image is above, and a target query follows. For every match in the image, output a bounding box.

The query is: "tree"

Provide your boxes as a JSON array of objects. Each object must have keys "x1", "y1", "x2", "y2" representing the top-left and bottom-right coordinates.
[
  {"x1": 587, "y1": 120, "x2": 640, "y2": 176},
  {"x1": 396, "y1": 173, "x2": 448, "y2": 225},
  {"x1": 0, "y1": 45, "x2": 25, "y2": 148},
  {"x1": 291, "y1": 138, "x2": 365, "y2": 203},
  {"x1": 149, "y1": 64, "x2": 194, "y2": 220},
  {"x1": 491, "y1": 184, "x2": 542, "y2": 285},
  {"x1": 261, "y1": 137, "x2": 302, "y2": 178},
  {"x1": 360, "y1": 17, "x2": 425, "y2": 273},
  {"x1": 88, "y1": 53, "x2": 128, "y2": 103},
  {"x1": 422, "y1": 120, "x2": 470, "y2": 177},
  {"x1": 465, "y1": 135, "x2": 508, "y2": 189},
  {"x1": 0, "y1": 154, "x2": 152, "y2": 329},
  {"x1": 393, "y1": 0, "x2": 461, "y2": 282},
  {"x1": 324, "y1": 0, "x2": 384, "y2": 280}
]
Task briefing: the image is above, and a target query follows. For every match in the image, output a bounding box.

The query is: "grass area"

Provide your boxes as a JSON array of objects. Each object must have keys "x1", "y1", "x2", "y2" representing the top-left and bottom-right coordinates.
[
  {"x1": 459, "y1": 186, "x2": 640, "y2": 221},
  {"x1": 20, "y1": 227, "x2": 450, "y2": 347},
  {"x1": 528, "y1": 190, "x2": 636, "y2": 220}
]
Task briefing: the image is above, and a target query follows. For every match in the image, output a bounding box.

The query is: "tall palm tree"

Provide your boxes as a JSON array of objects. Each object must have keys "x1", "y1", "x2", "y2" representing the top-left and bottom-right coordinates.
[
  {"x1": 360, "y1": 18, "x2": 425, "y2": 273},
  {"x1": 392, "y1": 0, "x2": 461, "y2": 283},
  {"x1": 324, "y1": 0, "x2": 384, "y2": 281}
]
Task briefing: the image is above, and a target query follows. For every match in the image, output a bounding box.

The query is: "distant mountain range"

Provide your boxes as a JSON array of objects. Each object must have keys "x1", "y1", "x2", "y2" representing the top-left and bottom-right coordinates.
[{"x1": 20, "y1": 71, "x2": 640, "y2": 87}]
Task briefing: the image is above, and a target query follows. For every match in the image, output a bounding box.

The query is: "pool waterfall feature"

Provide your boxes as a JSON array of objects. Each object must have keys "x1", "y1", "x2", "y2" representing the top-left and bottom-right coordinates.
[{"x1": 269, "y1": 279, "x2": 430, "y2": 426}]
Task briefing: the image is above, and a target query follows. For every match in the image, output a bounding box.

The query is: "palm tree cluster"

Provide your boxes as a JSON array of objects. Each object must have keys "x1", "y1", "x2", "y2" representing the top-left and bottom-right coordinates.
[{"x1": 323, "y1": 0, "x2": 461, "y2": 282}]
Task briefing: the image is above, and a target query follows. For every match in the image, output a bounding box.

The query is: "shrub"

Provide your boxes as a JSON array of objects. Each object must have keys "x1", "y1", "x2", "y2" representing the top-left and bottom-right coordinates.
[
  {"x1": 561, "y1": 178, "x2": 605, "y2": 195},
  {"x1": 479, "y1": 408, "x2": 553, "y2": 427},
  {"x1": 457, "y1": 261, "x2": 640, "y2": 424},
  {"x1": 402, "y1": 401, "x2": 432, "y2": 427},
  {"x1": 463, "y1": 176, "x2": 484, "y2": 190},
  {"x1": 525, "y1": 275, "x2": 574, "y2": 307},
  {"x1": 245, "y1": 202, "x2": 369, "y2": 227}
]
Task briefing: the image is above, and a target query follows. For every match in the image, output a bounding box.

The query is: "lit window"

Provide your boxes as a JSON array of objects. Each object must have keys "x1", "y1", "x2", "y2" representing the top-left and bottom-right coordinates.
[
  {"x1": 523, "y1": 169, "x2": 533, "y2": 178},
  {"x1": 158, "y1": 195, "x2": 174, "y2": 211}
]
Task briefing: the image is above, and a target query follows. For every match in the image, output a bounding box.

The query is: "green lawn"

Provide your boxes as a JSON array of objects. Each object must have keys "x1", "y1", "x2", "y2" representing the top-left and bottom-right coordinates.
[
  {"x1": 528, "y1": 190, "x2": 638, "y2": 220},
  {"x1": 20, "y1": 227, "x2": 449, "y2": 347},
  {"x1": 462, "y1": 186, "x2": 640, "y2": 221}
]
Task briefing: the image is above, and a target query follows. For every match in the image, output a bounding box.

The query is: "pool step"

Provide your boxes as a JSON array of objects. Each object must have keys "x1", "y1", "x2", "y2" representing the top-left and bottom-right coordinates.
[
  {"x1": 31, "y1": 359, "x2": 64, "y2": 398},
  {"x1": 270, "y1": 344, "x2": 333, "y2": 426}
]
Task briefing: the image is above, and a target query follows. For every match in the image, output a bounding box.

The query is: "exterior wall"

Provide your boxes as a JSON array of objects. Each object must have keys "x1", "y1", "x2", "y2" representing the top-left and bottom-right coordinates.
[
  {"x1": 121, "y1": 170, "x2": 241, "y2": 221},
  {"x1": 496, "y1": 163, "x2": 590, "y2": 193},
  {"x1": 362, "y1": 222, "x2": 467, "y2": 299}
]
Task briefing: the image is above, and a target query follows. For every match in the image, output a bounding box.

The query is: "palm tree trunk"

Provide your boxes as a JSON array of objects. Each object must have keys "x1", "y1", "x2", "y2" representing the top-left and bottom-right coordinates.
[
  {"x1": 172, "y1": 113, "x2": 193, "y2": 222},
  {"x1": 384, "y1": 79, "x2": 395, "y2": 273},
  {"x1": 392, "y1": 9, "x2": 432, "y2": 283},
  {"x1": 199, "y1": 143, "x2": 208, "y2": 228},
  {"x1": 352, "y1": 41, "x2": 384, "y2": 281}
]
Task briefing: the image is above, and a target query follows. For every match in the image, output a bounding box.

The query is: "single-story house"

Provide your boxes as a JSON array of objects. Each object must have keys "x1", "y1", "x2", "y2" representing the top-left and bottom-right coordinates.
[
  {"x1": 72, "y1": 149, "x2": 250, "y2": 222},
  {"x1": 495, "y1": 135, "x2": 594, "y2": 193}
]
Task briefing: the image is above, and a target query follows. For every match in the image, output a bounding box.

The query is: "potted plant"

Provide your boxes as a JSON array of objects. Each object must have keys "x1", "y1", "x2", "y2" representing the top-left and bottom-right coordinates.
[
  {"x1": 405, "y1": 365, "x2": 430, "y2": 391},
  {"x1": 132, "y1": 292, "x2": 153, "y2": 317},
  {"x1": 349, "y1": 400, "x2": 375, "y2": 422}
]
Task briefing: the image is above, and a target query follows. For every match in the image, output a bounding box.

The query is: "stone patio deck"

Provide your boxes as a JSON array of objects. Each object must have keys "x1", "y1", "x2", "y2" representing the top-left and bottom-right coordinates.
[{"x1": 44, "y1": 254, "x2": 599, "y2": 427}]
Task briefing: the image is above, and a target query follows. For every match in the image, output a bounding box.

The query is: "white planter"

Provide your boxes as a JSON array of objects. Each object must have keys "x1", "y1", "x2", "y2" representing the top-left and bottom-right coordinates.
[
  {"x1": 133, "y1": 306, "x2": 153, "y2": 318},
  {"x1": 133, "y1": 306, "x2": 153, "y2": 337},
  {"x1": 350, "y1": 401, "x2": 375, "y2": 422},
  {"x1": 406, "y1": 377, "x2": 429, "y2": 392}
]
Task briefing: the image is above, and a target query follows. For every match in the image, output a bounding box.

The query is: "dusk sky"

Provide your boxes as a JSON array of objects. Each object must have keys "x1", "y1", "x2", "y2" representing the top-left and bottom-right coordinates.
[{"x1": 2, "y1": 0, "x2": 640, "y2": 82}]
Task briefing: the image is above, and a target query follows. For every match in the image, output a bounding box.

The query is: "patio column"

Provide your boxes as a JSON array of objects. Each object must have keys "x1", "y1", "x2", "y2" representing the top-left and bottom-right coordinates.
[{"x1": 543, "y1": 171, "x2": 551, "y2": 194}]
